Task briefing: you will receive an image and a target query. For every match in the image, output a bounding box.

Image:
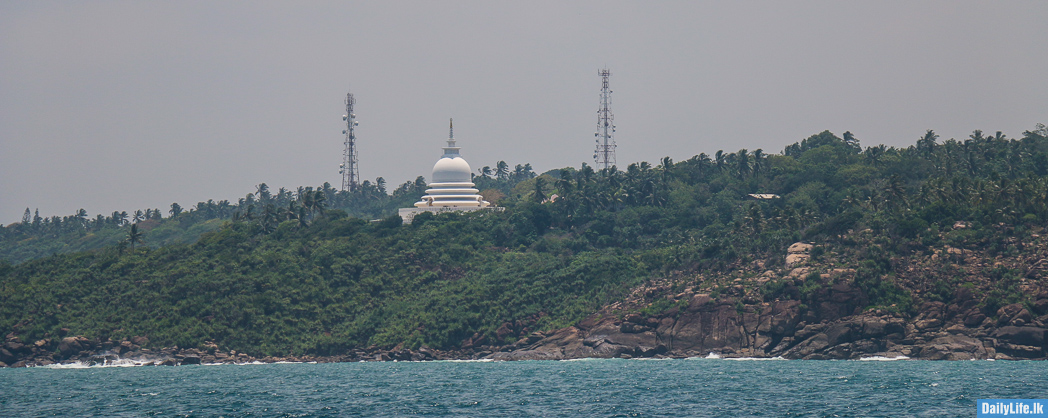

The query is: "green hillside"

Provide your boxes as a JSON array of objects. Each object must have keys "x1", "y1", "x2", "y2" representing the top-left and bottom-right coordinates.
[{"x1": 2, "y1": 125, "x2": 1047, "y2": 356}]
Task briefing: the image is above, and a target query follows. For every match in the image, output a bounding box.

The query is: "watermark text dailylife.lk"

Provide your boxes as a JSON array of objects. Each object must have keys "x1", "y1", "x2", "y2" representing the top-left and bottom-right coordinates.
[{"x1": 979, "y1": 400, "x2": 1048, "y2": 417}]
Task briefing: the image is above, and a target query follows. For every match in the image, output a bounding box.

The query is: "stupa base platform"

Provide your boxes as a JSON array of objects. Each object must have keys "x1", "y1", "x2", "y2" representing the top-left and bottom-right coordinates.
[{"x1": 398, "y1": 206, "x2": 502, "y2": 224}]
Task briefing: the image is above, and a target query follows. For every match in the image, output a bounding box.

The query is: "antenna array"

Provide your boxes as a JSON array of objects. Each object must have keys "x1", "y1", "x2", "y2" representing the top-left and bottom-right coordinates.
[
  {"x1": 340, "y1": 92, "x2": 360, "y2": 192},
  {"x1": 593, "y1": 68, "x2": 616, "y2": 170}
]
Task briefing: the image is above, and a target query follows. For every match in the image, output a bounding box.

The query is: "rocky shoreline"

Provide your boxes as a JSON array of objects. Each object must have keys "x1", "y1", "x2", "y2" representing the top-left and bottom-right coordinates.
[
  {"x1": 0, "y1": 333, "x2": 509, "y2": 368},
  {"x1": 4, "y1": 293, "x2": 1046, "y2": 368},
  {"x1": 489, "y1": 241, "x2": 1048, "y2": 362},
  {"x1": 4, "y1": 239, "x2": 1048, "y2": 368}
]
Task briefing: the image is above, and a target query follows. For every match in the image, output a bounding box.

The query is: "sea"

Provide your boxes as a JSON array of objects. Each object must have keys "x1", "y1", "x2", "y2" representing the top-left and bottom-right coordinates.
[{"x1": 2, "y1": 357, "x2": 1046, "y2": 417}]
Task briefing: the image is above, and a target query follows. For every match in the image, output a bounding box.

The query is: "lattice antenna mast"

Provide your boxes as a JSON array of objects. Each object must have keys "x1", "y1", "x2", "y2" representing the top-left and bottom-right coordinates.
[
  {"x1": 340, "y1": 92, "x2": 360, "y2": 192},
  {"x1": 593, "y1": 68, "x2": 616, "y2": 171}
]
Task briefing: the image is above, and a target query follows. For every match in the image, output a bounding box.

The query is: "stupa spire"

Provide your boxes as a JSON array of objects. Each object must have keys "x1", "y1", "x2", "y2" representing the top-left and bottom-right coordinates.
[{"x1": 442, "y1": 117, "x2": 460, "y2": 157}]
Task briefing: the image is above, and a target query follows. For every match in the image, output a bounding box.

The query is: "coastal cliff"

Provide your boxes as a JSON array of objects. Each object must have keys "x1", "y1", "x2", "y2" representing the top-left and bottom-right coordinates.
[
  {"x1": 494, "y1": 236, "x2": 1048, "y2": 361},
  {"x1": 6, "y1": 233, "x2": 1047, "y2": 367}
]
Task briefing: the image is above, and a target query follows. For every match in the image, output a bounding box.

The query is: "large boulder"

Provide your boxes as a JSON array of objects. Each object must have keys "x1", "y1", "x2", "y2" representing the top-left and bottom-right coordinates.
[
  {"x1": 4, "y1": 340, "x2": 28, "y2": 354},
  {"x1": 785, "y1": 243, "x2": 813, "y2": 268},
  {"x1": 180, "y1": 356, "x2": 202, "y2": 365},
  {"x1": 997, "y1": 304, "x2": 1034, "y2": 327},
  {"x1": 917, "y1": 335, "x2": 988, "y2": 360},
  {"x1": 787, "y1": 242, "x2": 813, "y2": 254},
  {"x1": 56, "y1": 336, "x2": 90, "y2": 359},
  {"x1": 0, "y1": 348, "x2": 16, "y2": 364},
  {"x1": 668, "y1": 301, "x2": 749, "y2": 352},
  {"x1": 992, "y1": 326, "x2": 1046, "y2": 348},
  {"x1": 785, "y1": 254, "x2": 810, "y2": 268}
]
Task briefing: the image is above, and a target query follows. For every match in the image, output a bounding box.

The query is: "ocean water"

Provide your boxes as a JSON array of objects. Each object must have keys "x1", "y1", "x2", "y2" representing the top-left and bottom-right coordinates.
[{"x1": 2, "y1": 358, "x2": 1046, "y2": 417}]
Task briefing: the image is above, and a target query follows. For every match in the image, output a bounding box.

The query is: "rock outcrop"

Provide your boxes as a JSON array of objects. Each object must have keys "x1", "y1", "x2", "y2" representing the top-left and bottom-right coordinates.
[
  {"x1": 492, "y1": 240, "x2": 1048, "y2": 361},
  {"x1": 6, "y1": 236, "x2": 1048, "y2": 366}
]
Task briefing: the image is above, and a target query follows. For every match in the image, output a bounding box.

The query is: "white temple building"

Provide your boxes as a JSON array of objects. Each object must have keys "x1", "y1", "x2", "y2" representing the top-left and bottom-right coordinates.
[{"x1": 398, "y1": 119, "x2": 496, "y2": 223}]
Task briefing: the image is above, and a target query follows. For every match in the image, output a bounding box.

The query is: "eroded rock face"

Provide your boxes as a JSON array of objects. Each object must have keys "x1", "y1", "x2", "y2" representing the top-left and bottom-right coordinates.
[
  {"x1": 993, "y1": 326, "x2": 1046, "y2": 350},
  {"x1": 918, "y1": 335, "x2": 987, "y2": 360},
  {"x1": 785, "y1": 243, "x2": 814, "y2": 268},
  {"x1": 785, "y1": 254, "x2": 810, "y2": 268},
  {"x1": 497, "y1": 283, "x2": 1048, "y2": 361},
  {"x1": 787, "y1": 243, "x2": 814, "y2": 254}
]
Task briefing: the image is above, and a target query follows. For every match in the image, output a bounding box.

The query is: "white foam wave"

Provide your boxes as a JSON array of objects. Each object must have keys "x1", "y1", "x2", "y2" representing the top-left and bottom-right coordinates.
[
  {"x1": 38, "y1": 358, "x2": 161, "y2": 369},
  {"x1": 858, "y1": 355, "x2": 910, "y2": 361},
  {"x1": 723, "y1": 356, "x2": 786, "y2": 361},
  {"x1": 38, "y1": 362, "x2": 92, "y2": 369}
]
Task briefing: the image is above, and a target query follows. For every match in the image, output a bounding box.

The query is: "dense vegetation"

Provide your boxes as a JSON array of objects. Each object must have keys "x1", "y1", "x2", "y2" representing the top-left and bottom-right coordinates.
[
  {"x1": 0, "y1": 162, "x2": 537, "y2": 264},
  {"x1": 2, "y1": 124, "x2": 1047, "y2": 355}
]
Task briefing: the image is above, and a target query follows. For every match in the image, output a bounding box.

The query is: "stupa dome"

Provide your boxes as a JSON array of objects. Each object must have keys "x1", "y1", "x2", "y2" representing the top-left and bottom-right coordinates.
[{"x1": 432, "y1": 156, "x2": 472, "y2": 183}]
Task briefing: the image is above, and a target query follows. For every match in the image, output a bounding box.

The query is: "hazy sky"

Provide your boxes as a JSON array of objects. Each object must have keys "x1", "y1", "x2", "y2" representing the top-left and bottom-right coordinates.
[{"x1": 2, "y1": 1, "x2": 1047, "y2": 224}]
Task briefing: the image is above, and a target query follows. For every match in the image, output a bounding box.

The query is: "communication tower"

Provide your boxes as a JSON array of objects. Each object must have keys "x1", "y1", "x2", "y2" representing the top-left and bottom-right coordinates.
[
  {"x1": 340, "y1": 92, "x2": 360, "y2": 192},
  {"x1": 593, "y1": 68, "x2": 616, "y2": 170}
]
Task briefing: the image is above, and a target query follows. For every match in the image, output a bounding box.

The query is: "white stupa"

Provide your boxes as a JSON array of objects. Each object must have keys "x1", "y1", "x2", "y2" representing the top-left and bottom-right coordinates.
[{"x1": 398, "y1": 119, "x2": 495, "y2": 223}]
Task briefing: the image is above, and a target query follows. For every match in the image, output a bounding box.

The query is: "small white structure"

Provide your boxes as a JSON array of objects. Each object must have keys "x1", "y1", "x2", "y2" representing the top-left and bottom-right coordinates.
[{"x1": 398, "y1": 119, "x2": 496, "y2": 223}]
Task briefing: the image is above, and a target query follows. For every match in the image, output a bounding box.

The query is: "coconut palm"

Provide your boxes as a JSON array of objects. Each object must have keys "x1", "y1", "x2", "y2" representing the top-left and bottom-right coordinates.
[
  {"x1": 917, "y1": 130, "x2": 939, "y2": 156},
  {"x1": 532, "y1": 177, "x2": 547, "y2": 203},
  {"x1": 126, "y1": 224, "x2": 143, "y2": 252},
  {"x1": 735, "y1": 149, "x2": 751, "y2": 178},
  {"x1": 496, "y1": 161, "x2": 510, "y2": 181}
]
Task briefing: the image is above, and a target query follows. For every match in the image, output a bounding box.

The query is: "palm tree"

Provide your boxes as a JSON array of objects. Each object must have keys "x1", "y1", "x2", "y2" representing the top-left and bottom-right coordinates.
[
  {"x1": 376, "y1": 177, "x2": 387, "y2": 195},
  {"x1": 533, "y1": 177, "x2": 547, "y2": 203},
  {"x1": 695, "y1": 153, "x2": 712, "y2": 176},
  {"x1": 496, "y1": 161, "x2": 510, "y2": 180},
  {"x1": 512, "y1": 164, "x2": 526, "y2": 182},
  {"x1": 258, "y1": 204, "x2": 277, "y2": 234},
  {"x1": 320, "y1": 182, "x2": 337, "y2": 204},
  {"x1": 256, "y1": 183, "x2": 271, "y2": 202},
  {"x1": 556, "y1": 168, "x2": 574, "y2": 197},
  {"x1": 842, "y1": 131, "x2": 859, "y2": 149},
  {"x1": 865, "y1": 144, "x2": 886, "y2": 166},
  {"x1": 735, "y1": 149, "x2": 751, "y2": 178},
  {"x1": 413, "y1": 176, "x2": 428, "y2": 194},
  {"x1": 133, "y1": 210, "x2": 145, "y2": 224},
  {"x1": 882, "y1": 174, "x2": 907, "y2": 211},
  {"x1": 917, "y1": 130, "x2": 939, "y2": 156},
  {"x1": 312, "y1": 190, "x2": 327, "y2": 215},
  {"x1": 751, "y1": 149, "x2": 765, "y2": 177},
  {"x1": 714, "y1": 150, "x2": 725, "y2": 173},
  {"x1": 969, "y1": 129, "x2": 985, "y2": 143},
  {"x1": 75, "y1": 208, "x2": 88, "y2": 228},
  {"x1": 126, "y1": 224, "x2": 143, "y2": 252},
  {"x1": 299, "y1": 189, "x2": 314, "y2": 215},
  {"x1": 744, "y1": 203, "x2": 763, "y2": 234},
  {"x1": 578, "y1": 163, "x2": 595, "y2": 188},
  {"x1": 480, "y1": 166, "x2": 493, "y2": 178}
]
